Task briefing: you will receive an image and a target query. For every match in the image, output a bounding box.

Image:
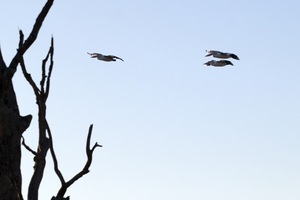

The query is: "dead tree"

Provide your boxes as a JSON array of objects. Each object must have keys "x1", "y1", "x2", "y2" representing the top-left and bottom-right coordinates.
[{"x1": 0, "y1": 1, "x2": 101, "y2": 199}]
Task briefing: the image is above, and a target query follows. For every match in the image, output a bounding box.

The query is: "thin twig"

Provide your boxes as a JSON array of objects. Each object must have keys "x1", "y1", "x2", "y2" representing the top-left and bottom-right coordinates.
[
  {"x1": 18, "y1": 29, "x2": 24, "y2": 49},
  {"x1": 21, "y1": 136, "x2": 37, "y2": 156},
  {"x1": 45, "y1": 37, "x2": 54, "y2": 98},
  {"x1": 39, "y1": 37, "x2": 54, "y2": 98}
]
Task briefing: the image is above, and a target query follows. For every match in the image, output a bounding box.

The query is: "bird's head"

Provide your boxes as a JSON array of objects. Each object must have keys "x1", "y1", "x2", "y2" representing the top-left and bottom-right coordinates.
[{"x1": 203, "y1": 61, "x2": 211, "y2": 66}]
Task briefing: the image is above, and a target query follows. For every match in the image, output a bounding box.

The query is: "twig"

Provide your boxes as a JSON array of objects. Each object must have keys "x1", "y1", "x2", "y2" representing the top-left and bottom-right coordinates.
[
  {"x1": 40, "y1": 37, "x2": 54, "y2": 97},
  {"x1": 21, "y1": 136, "x2": 37, "y2": 156},
  {"x1": 45, "y1": 37, "x2": 54, "y2": 98},
  {"x1": 18, "y1": 29, "x2": 24, "y2": 49}
]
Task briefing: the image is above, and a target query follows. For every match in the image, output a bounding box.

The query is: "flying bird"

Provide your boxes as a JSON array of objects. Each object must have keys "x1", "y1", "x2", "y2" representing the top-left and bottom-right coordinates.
[
  {"x1": 87, "y1": 52, "x2": 124, "y2": 62},
  {"x1": 204, "y1": 60, "x2": 233, "y2": 67},
  {"x1": 205, "y1": 50, "x2": 239, "y2": 60}
]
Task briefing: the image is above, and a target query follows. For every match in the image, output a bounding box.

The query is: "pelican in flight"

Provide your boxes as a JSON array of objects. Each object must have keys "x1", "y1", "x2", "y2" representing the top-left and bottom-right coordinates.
[
  {"x1": 87, "y1": 52, "x2": 124, "y2": 62},
  {"x1": 204, "y1": 60, "x2": 233, "y2": 67},
  {"x1": 205, "y1": 50, "x2": 239, "y2": 60}
]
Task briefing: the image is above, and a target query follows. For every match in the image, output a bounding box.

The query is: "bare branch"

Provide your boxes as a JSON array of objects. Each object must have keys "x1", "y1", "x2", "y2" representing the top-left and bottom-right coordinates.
[
  {"x1": 45, "y1": 37, "x2": 54, "y2": 98},
  {"x1": 18, "y1": 29, "x2": 24, "y2": 48},
  {"x1": 40, "y1": 37, "x2": 54, "y2": 97},
  {"x1": 20, "y1": 19, "x2": 54, "y2": 200},
  {"x1": 40, "y1": 54, "x2": 48, "y2": 94},
  {"x1": 20, "y1": 57, "x2": 41, "y2": 97},
  {"x1": 46, "y1": 120, "x2": 66, "y2": 185},
  {"x1": 24, "y1": 3, "x2": 55, "y2": 196},
  {"x1": 55, "y1": 125, "x2": 102, "y2": 198},
  {"x1": 21, "y1": 136, "x2": 37, "y2": 156},
  {"x1": 8, "y1": 0, "x2": 54, "y2": 75},
  {"x1": 91, "y1": 142, "x2": 102, "y2": 152}
]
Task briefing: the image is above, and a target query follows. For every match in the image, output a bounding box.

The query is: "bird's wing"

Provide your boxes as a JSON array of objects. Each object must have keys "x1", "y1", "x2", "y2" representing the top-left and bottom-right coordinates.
[
  {"x1": 210, "y1": 50, "x2": 222, "y2": 54},
  {"x1": 219, "y1": 60, "x2": 233, "y2": 65},
  {"x1": 205, "y1": 50, "x2": 214, "y2": 57},
  {"x1": 88, "y1": 52, "x2": 101, "y2": 56},
  {"x1": 230, "y1": 54, "x2": 239, "y2": 60},
  {"x1": 111, "y1": 55, "x2": 124, "y2": 61}
]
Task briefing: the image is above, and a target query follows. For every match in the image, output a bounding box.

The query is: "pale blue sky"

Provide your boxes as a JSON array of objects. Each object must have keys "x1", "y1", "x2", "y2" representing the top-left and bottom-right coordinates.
[{"x1": 1, "y1": 0, "x2": 300, "y2": 199}]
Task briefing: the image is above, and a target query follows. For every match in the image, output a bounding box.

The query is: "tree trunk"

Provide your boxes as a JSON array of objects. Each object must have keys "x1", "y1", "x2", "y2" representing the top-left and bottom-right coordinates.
[
  {"x1": 0, "y1": 68, "x2": 32, "y2": 200},
  {"x1": 0, "y1": 0, "x2": 53, "y2": 198}
]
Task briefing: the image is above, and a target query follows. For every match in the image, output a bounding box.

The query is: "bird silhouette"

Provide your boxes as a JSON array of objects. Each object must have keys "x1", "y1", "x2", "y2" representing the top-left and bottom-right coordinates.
[
  {"x1": 204, "y1": 60, "x2": 233, "y2": 67},
  {"x1": 87, "y1": 52, "x2": 124, "y2": 62},
  {"x1": 205, "y1": 50, "x2": 239, "y2": 60}
]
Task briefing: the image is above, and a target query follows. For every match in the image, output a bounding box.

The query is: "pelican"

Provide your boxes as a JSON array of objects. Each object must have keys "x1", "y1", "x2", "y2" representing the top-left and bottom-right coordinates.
[
  {"x1": 204, "y1": 60, "x2": 233, "y2": 67},
  {"x1": 87, "y1": 52, "x2": 124, "y2": 62},
  {"x1": 205, "y1": 50, "x2": 239, "y2": 60}
]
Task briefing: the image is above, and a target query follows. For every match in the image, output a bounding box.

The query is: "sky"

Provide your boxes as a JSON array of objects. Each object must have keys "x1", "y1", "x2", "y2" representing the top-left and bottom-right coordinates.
[{"x1": 1, "y1": 0, "x2": 300, "y2": 199}]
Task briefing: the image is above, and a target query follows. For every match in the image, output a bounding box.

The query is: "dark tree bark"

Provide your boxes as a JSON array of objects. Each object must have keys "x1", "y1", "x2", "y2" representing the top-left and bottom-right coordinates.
[
  {"x1": 1, "y1": 1, "x2": 101, "y2": 200},
  {"x1": 0, "y1": 0, "x2": 54, "y2": 199},
  {"x1": 20, "y1": 37, "x2": 54, "y2": 200},
  {"x1": 0, "y1": 63, "x2": 32, "y2": 200},
  {"x1": 21, "y1": 35, "x2": 101, "y2": 200}
]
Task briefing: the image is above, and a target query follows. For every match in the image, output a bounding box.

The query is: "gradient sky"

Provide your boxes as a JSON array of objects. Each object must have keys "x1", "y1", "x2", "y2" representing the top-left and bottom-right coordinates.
[{"x1": 1, "y1": 0, "x2": 300, "y2": 200}]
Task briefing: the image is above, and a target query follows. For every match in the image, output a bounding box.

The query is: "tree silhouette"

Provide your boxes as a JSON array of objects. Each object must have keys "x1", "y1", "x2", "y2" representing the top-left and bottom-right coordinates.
[{"x1": 0, "y1": 1, "x2": 100, "y2": 199}]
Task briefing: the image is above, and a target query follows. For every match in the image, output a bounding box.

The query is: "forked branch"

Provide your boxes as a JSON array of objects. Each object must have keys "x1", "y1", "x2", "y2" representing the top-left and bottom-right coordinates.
[
  {"x1": 53, "y1": 124, "x2": 102, "y2": 199},
  {"x1": 20, "y1": 37, "x2": 54, "y2": 101},
  {"x1": 19, "y1": 27, "x2": 54, "y2": 200},
  {"x1": 41, "y1": 37, "x2": 54, "y2": 97},
  {"x1": 8, "y1": 0, "x2": 54, "y2": 75}
]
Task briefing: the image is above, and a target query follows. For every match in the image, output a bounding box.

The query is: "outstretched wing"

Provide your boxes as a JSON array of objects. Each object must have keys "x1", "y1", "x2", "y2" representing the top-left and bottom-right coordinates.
[
  {"x1": 205, "y1": 50, "x2": 223, "y2": 57},
  {"x1": 87, "y1": 52, "x2": 101, "y2": 56},
  {"x1": 111, "y1": 55, "x2": 124, "y2": 62},
  {"x1": 88, "y1": 52, "x2": 103, "y2": 59},
  {"x1": 230, "y1": 53, "x2": 239, "y2": 60}
]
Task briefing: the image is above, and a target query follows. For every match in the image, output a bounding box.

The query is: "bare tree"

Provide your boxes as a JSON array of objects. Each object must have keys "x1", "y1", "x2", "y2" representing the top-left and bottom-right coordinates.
[{"x1": 0, "y1": 1, "x2": 101, "y2": 200}]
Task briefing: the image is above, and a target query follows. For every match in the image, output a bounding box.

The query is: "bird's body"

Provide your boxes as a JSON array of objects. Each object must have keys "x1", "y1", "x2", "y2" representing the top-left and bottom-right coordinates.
[
  {"x1": 87, "y1": 52, "x2": 124, "y2": 62},
  {"x1": 204, "y1": 60, "x2": 233, "y2": 67},
  {"x1": 205, "y1": 50, "x2": 239, "y2": 60}
]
